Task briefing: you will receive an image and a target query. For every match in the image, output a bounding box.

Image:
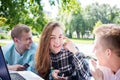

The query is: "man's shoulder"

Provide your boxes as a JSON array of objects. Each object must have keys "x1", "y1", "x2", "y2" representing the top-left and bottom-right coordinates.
[
  {"x1": 2, "y1": 42, "x2": 14, "y2": 51},
  {"x1": 1, "y1": 42, "x2": 15, "y2": 55}
]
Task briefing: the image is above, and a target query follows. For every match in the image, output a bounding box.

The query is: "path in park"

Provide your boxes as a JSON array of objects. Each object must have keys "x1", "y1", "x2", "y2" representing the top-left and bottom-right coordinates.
[{"x1": 76, "y1": 44, "x2": 94, "y2": 57}]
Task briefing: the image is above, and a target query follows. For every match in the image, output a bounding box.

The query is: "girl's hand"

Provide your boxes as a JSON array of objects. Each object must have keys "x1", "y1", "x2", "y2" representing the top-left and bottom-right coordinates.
[{"x1": 63, "y1": 37, "x2": 78, "y2": 54}]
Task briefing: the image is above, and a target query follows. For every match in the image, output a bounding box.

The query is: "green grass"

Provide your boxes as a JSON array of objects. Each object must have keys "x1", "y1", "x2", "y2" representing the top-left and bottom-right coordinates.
[
  {"x1": 33, "y1": 37, "x2": 94, "y2": 44},
  {"x1": 0, "y1": 37, "x2": 94, "y2": 47},
  {"x1": 0, "y1": 43, "x2": 6, "y2": 46},
  {"x1": 70, "y1": 38, "x2": 94, "y2": 44}
]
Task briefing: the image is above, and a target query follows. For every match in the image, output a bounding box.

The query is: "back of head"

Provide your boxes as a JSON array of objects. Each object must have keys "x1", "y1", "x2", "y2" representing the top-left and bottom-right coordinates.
[
  {"x1": 94, "y1": 24, "x2": 120, "y2": 57},
  {"x1": 11, "y1": 24, "x2": 30, "y2": 39}
]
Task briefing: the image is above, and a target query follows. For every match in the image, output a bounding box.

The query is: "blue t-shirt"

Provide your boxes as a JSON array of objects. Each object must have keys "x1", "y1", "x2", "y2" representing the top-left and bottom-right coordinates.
[{"x1": 2, "y1": 42, "x2": 37, "y2": 73}]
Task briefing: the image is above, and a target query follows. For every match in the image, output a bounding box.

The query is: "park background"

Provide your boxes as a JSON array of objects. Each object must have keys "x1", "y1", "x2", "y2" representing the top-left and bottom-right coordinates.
[{"x1": 0, "y1": 0, "x2": 120, "y2": 58}]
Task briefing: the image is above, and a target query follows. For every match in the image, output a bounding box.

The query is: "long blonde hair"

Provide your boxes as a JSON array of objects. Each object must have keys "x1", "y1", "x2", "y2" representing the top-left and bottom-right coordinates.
[{"x1": 35, "y1": 21, "x2": 63, "y2": 78}]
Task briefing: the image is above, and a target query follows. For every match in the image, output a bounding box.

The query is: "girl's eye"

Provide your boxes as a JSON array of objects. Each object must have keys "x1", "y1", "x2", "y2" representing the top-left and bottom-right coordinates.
[
  {"x1": 59, "y1": 36, "x2": 63, "y2": 39},
  {"x1": 59, "y1": 36, "x2": 62, "y2": 38},
  {"x1": 50, "y1": 37, "x2": 56, "y2": 39},
  {"x1": 59, "y1": 35, "x2": 63, "y2": 38}
]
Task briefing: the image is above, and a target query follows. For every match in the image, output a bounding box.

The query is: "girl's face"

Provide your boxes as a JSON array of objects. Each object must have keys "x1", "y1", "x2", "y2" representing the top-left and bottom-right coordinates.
[{"x1": 50, "y1": 27, "x2": 64, "y2": 54}]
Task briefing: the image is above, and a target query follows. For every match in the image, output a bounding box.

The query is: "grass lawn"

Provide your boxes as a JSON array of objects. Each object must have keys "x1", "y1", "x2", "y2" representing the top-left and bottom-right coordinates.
[
  {"x1": 0, "y1": 43, "x2": 6, "y2": 46},
  {"x1": 0, "y1": 37, "x2": 94, "y2": 46},
  {"x1": 0, "y1": 38, "x2": 95, "y2": 59},
  {"x1": 33, "y1": 37, "x2": 94, "y2": 44},
  {"x1": 70, "y1": 38, "x2": 94, "y2": 44}
]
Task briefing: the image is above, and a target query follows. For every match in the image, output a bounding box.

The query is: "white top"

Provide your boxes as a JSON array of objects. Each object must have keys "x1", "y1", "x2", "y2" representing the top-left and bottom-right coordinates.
[
  {"x1": 9, "y1": 70, "x2": 44, "y2": 80},
  {"x1": 100, "y1": 66, "x2": 120, "y2": 80}
]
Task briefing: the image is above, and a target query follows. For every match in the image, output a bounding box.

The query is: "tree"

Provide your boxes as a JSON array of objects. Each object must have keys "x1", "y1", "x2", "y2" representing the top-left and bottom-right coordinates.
[
  {"x1": 70, "y1": 11, "x2": 85, "y2": 38},
  {"x1": 0, "y1": 17, "x2": 7, "y2": 26},
  {"x1": 93, "y1": 20, "x2": 102, "y2": 34},
  {"x1": 0, "y1": 0, "x2": 47, "y2": 33},
  {"x1": 49, "y1": 0, "x2": 82, "y2": 38},
  {"x1": 84, "y1": 3, "x2": 120, "y2": 34}
]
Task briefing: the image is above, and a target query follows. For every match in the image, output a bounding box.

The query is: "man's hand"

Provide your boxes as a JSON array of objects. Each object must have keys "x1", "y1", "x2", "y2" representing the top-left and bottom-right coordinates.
[
  {"x1": 8, "y1": 64, "x2": 25, "y2": 71},
  {"x1": 90, "y1": 59, "x2": 103, "y2": 80}
]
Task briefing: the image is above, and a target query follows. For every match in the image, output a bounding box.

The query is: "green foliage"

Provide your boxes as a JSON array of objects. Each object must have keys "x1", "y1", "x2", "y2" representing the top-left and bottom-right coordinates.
[
  {"x1": 0, "y1": 17, "x2": 7, "y2": 26},
  {"x1": 33, "y1": 36, "x2": 94, "y2": 44},
  {"x1": 0, "y1": 43, "x2": 6, "y2": 46},
  {"x1": 93, "y1": 20, "x2": 102, "y2": 34},
  {"x1": 70, "y1": 11, "x2": 85, "y2": 38},
  {"x1": 0, "y1": 0, "x2": 47, "y2": 33},
  {"x1": 49, "y1": 1, "x2": 120, "y2": 39},
  {"x1": 1, "y1": 0, "x2": 120, "y2": 39},
  {"x1": 0, "y1": 33, "x2": 9, "y2": 39},
  {"x1": 60, "y1": 0, "x2": 81, "y2": 14},
  {"x1": 84, "y1": 3, "x2": 120, "y2": 35},
  {"x1": 49, "y1": 0, "x2": 83, "y2": 38},
  {"x1": 70, "y1": 38, "x2": 94, "y2": 44},
  {"x1": 49, "y1": 0, "x2": 81, "y2": 14}
]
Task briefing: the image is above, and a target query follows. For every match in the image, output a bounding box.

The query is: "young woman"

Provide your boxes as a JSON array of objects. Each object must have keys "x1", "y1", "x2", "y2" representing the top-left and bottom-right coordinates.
[{"x1": 35, "y1": 21, "x2": 91, "y2": 80}]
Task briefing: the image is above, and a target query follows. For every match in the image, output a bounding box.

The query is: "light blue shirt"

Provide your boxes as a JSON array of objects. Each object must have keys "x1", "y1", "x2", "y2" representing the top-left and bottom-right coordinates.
[{"x1": 2, "y1": 42, "x2": 37, "y2": 73}]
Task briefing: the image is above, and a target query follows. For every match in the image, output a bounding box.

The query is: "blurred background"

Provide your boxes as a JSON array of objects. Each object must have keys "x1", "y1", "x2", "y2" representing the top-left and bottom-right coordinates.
[{"x1": 0, "y1": 0, "x2": 120, "y2": 58}]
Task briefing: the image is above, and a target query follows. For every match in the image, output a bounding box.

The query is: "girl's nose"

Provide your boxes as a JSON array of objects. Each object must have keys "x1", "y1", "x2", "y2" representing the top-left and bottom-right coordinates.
[{"x1": 54, "y1": 38, "x2": 60, "y2": 44}]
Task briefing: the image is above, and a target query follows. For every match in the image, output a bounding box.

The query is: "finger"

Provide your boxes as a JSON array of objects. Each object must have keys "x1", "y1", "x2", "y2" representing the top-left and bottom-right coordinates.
[
  {"x1": 63, "y1": 45, "x2": 68, "y2": 51},
  {"x1": 52, "y1": 70, "x2": 60, "y2": 79},
  {"x1": 63, "y1": 37, "x2": 71, "y2": 43},
  {"x1": 55, "y1": 70, "x2": 60, "y2": 73},
  {"x1": 91, "y1": 59, "x2": 97, "y2": 70},
  {"x1": 90, "y1": 69, "x2": 94, "y2": 75},
  {"x1": 63, "y1": 37, "x2": 72, "y2": 48},
  {"x1": 20, "y1": 65, "x2": 24, "y2": 67},
  {"x1": 63, "y1": 40, "x2": 68, "y2": 51},
  {"x1": 19, "y1": 66, "x2": 25, "y2": 70},
  {"x1": 63, "y1": 37, "x2": 69, "y2": 40},
  {"x1": 62, "y1": 74, "x2": 64, "y2": 77},
  {"x1": 53, "y1": 70, "x2": 60, "y2": 77}
]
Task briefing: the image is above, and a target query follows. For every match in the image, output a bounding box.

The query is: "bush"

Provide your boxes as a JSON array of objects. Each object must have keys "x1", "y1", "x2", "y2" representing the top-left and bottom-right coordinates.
[{"x1": 0, "y1": 33, "x2": 8, "y2": 39}]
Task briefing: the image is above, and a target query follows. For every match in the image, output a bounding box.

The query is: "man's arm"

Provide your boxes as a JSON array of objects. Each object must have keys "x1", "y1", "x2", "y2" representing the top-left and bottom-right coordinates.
[{"x1": 7, "y1": 64, "x2": 25, "y2": 71}]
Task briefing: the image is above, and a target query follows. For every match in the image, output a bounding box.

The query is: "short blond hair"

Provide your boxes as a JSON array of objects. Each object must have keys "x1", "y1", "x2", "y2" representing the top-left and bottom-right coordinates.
[
  {"x1": 11, "y1": 24, "x2": 30, "y2": 39},
  {"x1": 94, "y1": 24, "x2": 120, "y2": 57}
]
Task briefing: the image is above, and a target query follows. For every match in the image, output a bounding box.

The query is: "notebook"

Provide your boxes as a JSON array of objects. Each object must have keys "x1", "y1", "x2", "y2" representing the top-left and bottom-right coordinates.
[{"x1": 0, "y1": 46, "x2": 25, "y2": 80}]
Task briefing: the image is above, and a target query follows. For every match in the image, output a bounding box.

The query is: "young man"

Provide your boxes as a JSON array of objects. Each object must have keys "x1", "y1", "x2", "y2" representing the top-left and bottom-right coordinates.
[
  {"x1": 2, "y1": 24, "x2": 37, "y2": 73},
  {"x1": 91, "y1": 24, "x2": 120, "y2": 80}
]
